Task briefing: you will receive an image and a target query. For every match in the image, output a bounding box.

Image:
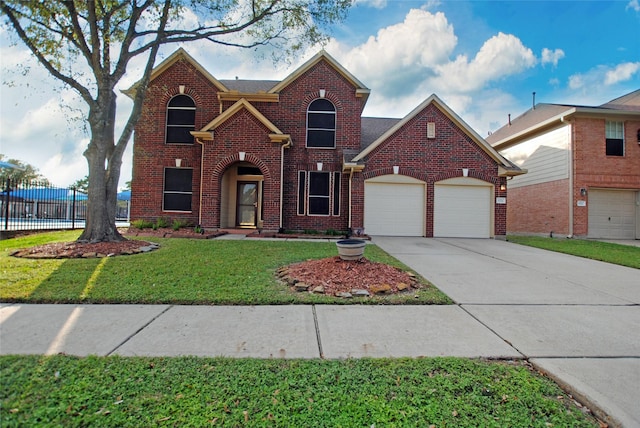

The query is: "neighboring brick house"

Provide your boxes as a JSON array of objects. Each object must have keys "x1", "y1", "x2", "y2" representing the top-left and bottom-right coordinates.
[
  {"x1": 487, "y1": 90, "x2": 640, "y2": 239},
  {"x1": 127, "y1": 48, "x2": 523, "y2": 238}
]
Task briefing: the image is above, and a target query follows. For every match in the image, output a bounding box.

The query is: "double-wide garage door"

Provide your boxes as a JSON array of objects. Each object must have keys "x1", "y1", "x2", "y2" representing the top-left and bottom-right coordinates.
[
  {"x1": 364, "y1": 177, "x2": 492, "y2": 237},
  {"x1": 588, "y1": 189, "x2": 639, "y2": 239}
]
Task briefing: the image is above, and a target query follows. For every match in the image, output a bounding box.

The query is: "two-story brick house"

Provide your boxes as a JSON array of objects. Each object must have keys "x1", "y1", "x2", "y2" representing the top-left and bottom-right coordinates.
[
  {"x1": 487, "y1": 90, "x2": 640, "y2": 239},
  {"x1": 127, "y1": 48, "x2": 523, "y2": 238}
]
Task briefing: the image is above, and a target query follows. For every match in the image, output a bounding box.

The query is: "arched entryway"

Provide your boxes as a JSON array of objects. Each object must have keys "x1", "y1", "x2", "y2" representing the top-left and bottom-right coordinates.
[{"x1": 220, "y1": 162, "x2": 264, "y2": 229}]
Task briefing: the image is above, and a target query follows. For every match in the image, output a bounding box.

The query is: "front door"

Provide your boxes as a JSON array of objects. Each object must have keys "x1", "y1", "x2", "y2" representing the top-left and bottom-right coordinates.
[{"x1": 236, "y1": 181, "x2": 258, "y2": 228}]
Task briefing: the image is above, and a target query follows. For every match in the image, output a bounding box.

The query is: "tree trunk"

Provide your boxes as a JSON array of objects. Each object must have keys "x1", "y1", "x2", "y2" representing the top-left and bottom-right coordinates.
[{"x1": 77, "y1": 90, "x2": 125, "y2": 243}]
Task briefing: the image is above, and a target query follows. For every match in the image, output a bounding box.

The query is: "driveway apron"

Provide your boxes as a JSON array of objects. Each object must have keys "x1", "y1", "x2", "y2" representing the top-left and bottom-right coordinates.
[{"x1": 374, "y1": 236, "x2": 640, "y2": 428}]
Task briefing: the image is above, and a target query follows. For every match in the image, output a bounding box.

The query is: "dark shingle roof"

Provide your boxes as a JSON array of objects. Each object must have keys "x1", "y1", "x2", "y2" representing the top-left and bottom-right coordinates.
[
  {"x1": 219, "y1": 79, "x2": 279, "y2": 93},
  {"x1": 361, "y1": 117, "x2": 401, "y2": 149}
]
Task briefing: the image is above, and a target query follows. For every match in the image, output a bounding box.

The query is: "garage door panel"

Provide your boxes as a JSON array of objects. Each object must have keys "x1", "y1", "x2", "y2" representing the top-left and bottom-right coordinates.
[
  {"x1": 434, "y1": 185, "x2": 491, "y2": 238},
  {"x1": 588, "y1": 190, "x2": 637, "y2": 239},
  {"x1": 365, "y1": 182, "x2": 424, "y2": 236}
]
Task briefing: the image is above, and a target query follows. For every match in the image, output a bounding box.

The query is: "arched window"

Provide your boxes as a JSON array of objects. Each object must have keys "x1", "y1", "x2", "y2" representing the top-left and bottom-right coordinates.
[
  {"x1": 166, "y1": 95, "x2": 196, "y2": 144},
  {"x1": 306, "y1": 99, "x2": 336, "y2": 148}
]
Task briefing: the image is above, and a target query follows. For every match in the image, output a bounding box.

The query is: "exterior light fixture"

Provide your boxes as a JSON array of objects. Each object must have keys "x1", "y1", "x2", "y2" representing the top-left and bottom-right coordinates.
[
  {"x1": 239, "y1": 152, "x2": 246, "y2": 161},
  {"x1": 580, "y1": 188, "x2": 587, "y2": 196},
  {"x1": 500, "y1": 184, "x2": 506, "y2": 191}
]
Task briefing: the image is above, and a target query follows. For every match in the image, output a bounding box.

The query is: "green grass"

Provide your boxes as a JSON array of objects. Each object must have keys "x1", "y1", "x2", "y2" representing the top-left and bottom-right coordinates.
[
  {"x1": 0, "y1": 355, "x2": 599, "y2": 427},
  {"x1": 507, "y1": 235, "x2": 640, "y2": 269},
  {"x1": 0, "y1": 231, "x2": 451, "y2": 305}
]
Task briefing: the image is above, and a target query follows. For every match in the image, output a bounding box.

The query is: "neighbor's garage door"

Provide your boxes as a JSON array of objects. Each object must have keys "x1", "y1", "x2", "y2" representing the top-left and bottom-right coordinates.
[
  {"x1": 588, "y1": 189, "x2": 637, "y2": 239},
  {"x1": 434, "y1": 184, "x2": 491, "y2": 238},
  {"x1": 364, "y1": 181, "x2": 425, "y2": 236}
]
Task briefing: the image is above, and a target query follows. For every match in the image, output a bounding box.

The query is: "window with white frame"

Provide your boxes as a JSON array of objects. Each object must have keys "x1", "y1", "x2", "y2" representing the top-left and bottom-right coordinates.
[
  {"x1": 306, "y1": 99, "x2": 336, "y2": 148},
  {"x1": 297, "y1": 171, "x2": 341, "y2": 216},
  {"x1": 605, "y1": 120, "x2": 624, "y2": 156},
  {"x1": 163, "y1": 168, "x2": 193, "y2": 211},
  {"x1": 166, "y1": 95, "x2": 196, "y2": 144}
]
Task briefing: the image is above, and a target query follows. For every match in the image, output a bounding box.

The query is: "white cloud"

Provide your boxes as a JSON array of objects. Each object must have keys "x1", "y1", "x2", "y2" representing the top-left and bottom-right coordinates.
[
  {"x1": 432, "y1": 32, "x2": 536, "y2": 93},
  {"x1": 605, "y1": 62, "x2": 640, "y2": 85},
  {"x1": 569, "y1": 61, "x2": 640, "y2": 89},
  {"x1": 626, "y1": 0, "x2": 640, "y2": 12},
  {"x1": 541, "y1": 48, "x2": 565, "y2": 67},
  {"x1": 353, "y1": 0, "x2": 387, "y2": 8}
]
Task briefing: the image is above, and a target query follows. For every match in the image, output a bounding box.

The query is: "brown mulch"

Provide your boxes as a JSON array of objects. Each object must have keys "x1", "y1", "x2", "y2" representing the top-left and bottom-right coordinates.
[
  {"x1": 10, "y1": 240, "x2": 156, "y2": 259},
  {"x1": 280, "y1": 256, "x2": 420, "y2": 296}
]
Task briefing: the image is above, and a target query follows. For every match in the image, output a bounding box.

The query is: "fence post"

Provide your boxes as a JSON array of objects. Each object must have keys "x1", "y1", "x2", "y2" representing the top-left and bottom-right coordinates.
[
  {"x1": 3, "y1": 178, "x2": 10, "y2": 231},
  {"x1": 72, "y1": 187, "x2": 77, "y2": 230}
]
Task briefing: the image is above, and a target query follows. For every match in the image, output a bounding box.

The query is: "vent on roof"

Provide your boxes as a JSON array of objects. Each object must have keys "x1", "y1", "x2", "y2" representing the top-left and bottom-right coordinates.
[{"x1": 427, "y1": 122, "x2": 436, "y2": 139}]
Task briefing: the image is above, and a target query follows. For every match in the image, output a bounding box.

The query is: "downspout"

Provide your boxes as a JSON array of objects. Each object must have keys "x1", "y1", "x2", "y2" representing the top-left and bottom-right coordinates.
[
  {"x1": 279, "y1": 140, "x2": 291, "y2": 232},
  {"x1": 565, "y1": 117, "x2": 574, "y2": 238},
  {"x1": 196, "y1": 138, "x2": 205, "y2": 227},
  {"x1": 348, "y1": 167, "x2": 355, "y2": 229}
]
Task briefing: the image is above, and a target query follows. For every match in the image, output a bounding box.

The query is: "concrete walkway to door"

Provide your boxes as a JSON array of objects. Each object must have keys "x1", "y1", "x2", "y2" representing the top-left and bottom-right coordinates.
[{"x1": 374, "y1": 236, "x2": 640, "y2": 428}]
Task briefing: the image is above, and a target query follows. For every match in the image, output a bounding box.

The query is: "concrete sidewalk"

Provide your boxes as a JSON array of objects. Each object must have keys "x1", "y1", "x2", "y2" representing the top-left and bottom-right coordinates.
[{"x1": 1, "y1": 237, "x2": 639, "y2": 426}]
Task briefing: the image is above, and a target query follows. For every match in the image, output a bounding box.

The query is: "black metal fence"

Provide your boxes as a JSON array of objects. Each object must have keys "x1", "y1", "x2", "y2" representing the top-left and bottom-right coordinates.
[{"x1": 1, "y1": 179, "x2": 130, "y2": 233}]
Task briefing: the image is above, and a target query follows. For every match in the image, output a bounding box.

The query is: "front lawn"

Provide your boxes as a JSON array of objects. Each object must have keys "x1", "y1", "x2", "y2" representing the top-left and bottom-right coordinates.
[
  {"x1": 0, "y1": 231, "x2": 450, "y2": 305},
  {"x1": 507, "y1": 235, "x2": 640, "y2": 269},
  {"x1": 0, "y1": 355, "x2": 599, "y2": 427}
]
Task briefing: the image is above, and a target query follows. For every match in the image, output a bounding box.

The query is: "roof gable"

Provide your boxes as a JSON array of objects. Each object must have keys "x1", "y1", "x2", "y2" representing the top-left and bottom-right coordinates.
[
  {"x1": 354, "y1": 94, "x2": 516, "y2": 172},
  {"x1": 268, "y1": 51, "x2": 370, "y2": 103},
  {"x1": 200, "y1": 98, "x2": 283, "y2": 134},
  {"x1": 124, "y1": 48, "x2": 229, "y2": 98}
]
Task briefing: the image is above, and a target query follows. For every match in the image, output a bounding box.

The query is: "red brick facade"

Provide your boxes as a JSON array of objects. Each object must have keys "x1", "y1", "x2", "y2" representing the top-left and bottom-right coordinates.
[{"x1": 130, "y1": 49, "x2": 517, "y2": 237}]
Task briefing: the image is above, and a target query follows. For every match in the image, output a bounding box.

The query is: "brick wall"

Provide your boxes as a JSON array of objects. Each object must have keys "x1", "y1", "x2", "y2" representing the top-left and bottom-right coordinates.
[
  {"x1": 506, "y1": 179, "x2": 570, "y2": 235},
  {"x1": 572, "y1": 117, "x2": 640, "y2": 236}
]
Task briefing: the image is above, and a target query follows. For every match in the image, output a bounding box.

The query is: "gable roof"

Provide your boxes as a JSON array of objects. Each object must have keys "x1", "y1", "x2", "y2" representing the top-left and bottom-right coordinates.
[
  {"x1": 353, "y1": 94, "x2": 523, "y2": 176},
  {"x1": 268, "y1": 51, "x2": 370, "y2": 105},
  {"x1": 487, "y1": 89, "x2": 640, "y2": 149},
  {"x1": 200, "y1": 98, "x2": 283, "y2": 134},
  {"x1": 123, "y1": 48, "x2": 229, "y2": 98}
]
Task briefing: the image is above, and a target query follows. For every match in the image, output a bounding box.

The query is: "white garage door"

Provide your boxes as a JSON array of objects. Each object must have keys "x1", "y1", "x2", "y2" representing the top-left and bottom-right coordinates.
[
  {"x1": 434, "y1": 184, "x2": 491, "y2": 238},
  {"x1": 364, "y1": 181, "x2": 425, "y2": 236},
  {"x1": 588, "y1": 189, "x2": 638, "y2": 239}
]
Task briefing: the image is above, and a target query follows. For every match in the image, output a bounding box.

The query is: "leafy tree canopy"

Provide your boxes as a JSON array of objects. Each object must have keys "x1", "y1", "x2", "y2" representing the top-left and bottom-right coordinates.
[{"x1": 0, "y1": 154, "x2": 50, "y2": 186}]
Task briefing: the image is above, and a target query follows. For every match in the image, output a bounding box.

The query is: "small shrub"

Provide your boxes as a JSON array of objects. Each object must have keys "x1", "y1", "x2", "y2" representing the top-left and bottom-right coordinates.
[
  {"x1": 131, "y1": 219, "x2": 153, "y2": 230},
  {"x1": 194, "y1": 224, "x2": 203, "y2": 234},
  {"x1": 155, "y1": 217, "x2": 170, "y2": 229},
  {"x1": 172, "y1": 219, "x2": 189, "y2": 231}
]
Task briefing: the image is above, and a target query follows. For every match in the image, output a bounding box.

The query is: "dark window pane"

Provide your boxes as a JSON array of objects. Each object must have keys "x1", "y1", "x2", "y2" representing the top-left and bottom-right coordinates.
[
  {"x1": 165, "y1": 168, "x2": 193, "y2": 192},
  {"x1": 166, "y1": 126, "x2": 195, "y2": 144},
  {"x1": 167, "y1": 109, "x2": 196, "y2": 126},
  {"x1": 309, "y1": 197, "x2": 329, "y2": 215},
  {"x1": 309, "y1": 172, "x2": 330, "y2": 195},
  {"x1": 168, "y1": 95, "x2": 195, "y2": 108},
  {"x1": 333, "y1": 172, "x2": 340, "y2": 216},
  {"x1": 238, "y1": 166, "x2": 262, "y2": 175},
  {"x1": 298, "y1": 171, "x2": 306, "y2": 215},
  {"x1": 163, "y1": 193, "x2": 192, "y2": 211},
  {"x1": 307, "y1": 130, "x2": 335, "y2": 148},
  {"x1": 308, "y1": 112, "x2": 336, "y2": 129},
  {"x1": 309, "y1": 99, "x2": 335, "y2": 112},
  {"x1": 606, "y1": 138, "x2": 624, "y2": 156}
]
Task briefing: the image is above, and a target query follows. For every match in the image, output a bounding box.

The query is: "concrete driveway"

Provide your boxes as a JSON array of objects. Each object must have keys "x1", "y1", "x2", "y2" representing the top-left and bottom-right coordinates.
[{"x1": 374, "y1": 236, "x2": 640, "y2": 428}]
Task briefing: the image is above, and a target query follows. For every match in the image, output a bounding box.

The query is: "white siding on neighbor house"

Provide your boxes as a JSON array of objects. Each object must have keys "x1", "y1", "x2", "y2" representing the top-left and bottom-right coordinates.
[
  {"x1": 364, "y1": 175, "x2": 425, "y2": 236},
  {"x1": 500, "y1": 125, "x2": 570, "y2": 189}
]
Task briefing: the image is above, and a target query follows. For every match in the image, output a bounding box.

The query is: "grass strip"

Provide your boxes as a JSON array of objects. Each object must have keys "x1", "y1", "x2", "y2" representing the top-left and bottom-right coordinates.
[
  {"x1": 507, "y1": 236, "x2": 640, "y2": 269},
  {"x1": 0, "y1": 355, "x2": 599, "y2": 427},
  {"x1": 0, "y1": 231, "x2": 450, "y2": 305}
]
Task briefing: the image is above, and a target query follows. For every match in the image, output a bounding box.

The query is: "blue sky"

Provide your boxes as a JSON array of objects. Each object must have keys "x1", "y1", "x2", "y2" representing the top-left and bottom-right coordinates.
[{"x1": 1, "y1": 0, "x2": 639, "y2": 187}]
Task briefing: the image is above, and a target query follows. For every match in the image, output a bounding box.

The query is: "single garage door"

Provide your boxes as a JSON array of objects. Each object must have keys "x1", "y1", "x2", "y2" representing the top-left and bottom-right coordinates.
[
  {"x1": 434, "y1": 182, "x2": 491, "y2": 238},
  {"x1": 588, "y1": 189, "x2": 638, "y2": 239},
  {"x1": 364, "y1": 179, "x2": 425, "y2": 236}
]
